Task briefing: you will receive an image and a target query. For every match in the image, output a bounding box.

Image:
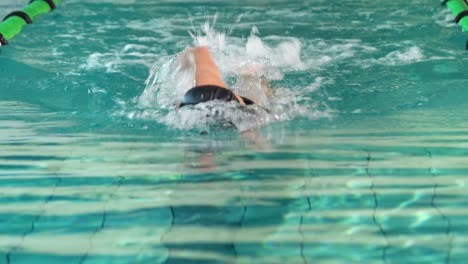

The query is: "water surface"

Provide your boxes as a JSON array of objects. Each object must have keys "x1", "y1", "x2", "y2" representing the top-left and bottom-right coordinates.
[{"x1": 1, "y1": 0, "x2": 468, "y2": 263}]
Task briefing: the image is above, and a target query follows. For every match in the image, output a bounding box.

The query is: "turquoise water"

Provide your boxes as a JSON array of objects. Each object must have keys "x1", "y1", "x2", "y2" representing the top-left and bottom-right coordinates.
[{"x1": 1, "y1": 0, "x2": 468, "y2": 263}]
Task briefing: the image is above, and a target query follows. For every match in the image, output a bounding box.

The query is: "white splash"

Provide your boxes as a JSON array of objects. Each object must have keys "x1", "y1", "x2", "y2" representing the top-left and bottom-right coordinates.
[
  {"x1": 433, "y1": 9, "x2": 458, "y2": 28},
  {"x1": 131, "y1": 23, "x2": 329, "y2": 131},
  {"x1": 375, "y1": 46, "x2": 424, "y2": 66}
]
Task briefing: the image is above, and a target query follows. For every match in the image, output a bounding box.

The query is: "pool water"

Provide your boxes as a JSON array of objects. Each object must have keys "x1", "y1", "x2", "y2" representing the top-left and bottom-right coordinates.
[{"x1": 1, "y1": 0, "x2": 468, "y2": 263}]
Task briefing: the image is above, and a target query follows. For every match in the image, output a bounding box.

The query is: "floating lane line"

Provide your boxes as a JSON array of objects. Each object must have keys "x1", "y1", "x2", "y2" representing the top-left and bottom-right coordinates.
[{"x1": 0, "y1": 0, "x2": 60, "y2": 48}]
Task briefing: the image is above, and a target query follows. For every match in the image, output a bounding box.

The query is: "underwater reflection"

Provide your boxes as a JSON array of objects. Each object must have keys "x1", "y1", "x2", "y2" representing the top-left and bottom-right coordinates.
[
  {"x1": 183, "y1": 130, "x2": 273, "y2": 173},
  {"x1": 158, "y1": 133, "x2": 294, "y2": 263}
]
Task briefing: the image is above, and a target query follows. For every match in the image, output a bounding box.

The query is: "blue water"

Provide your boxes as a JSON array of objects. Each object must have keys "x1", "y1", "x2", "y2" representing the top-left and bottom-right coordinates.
[{"x1": 1, "y1": 0, "x2": 468, "y2": 263}]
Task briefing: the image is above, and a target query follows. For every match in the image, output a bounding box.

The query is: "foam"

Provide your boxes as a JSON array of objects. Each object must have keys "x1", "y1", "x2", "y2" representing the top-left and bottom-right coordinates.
[
  {"x1": 374, "y1": 46, "x2": 424, "y2": 66},
  {"x1": 306, "y1": 77, "x2": 327, "y2": 93},
  {"x1": 433, "y1": 9, "x2": 458, "y2": 28},
  {"x1": 80, "y1": 47, "x2": 160, "y2": 72},
  {"x1": 302, "y1": 38, "x2": 378, "y2": 69}
]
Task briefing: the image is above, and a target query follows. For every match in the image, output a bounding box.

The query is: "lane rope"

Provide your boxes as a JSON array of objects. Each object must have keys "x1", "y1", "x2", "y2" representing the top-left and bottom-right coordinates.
[
  {"x1": 0, "y1": 0, "x2": 61, "y2": 49},
  {"x1": 3, "y1": 11, "x2": 33, "y2": 24},
  {"x1": 440, "y1": 0, "x2": 468, "y2": 49},
  {"x1": 29, "y1": 0, "x2": 56, "y2": 10}
]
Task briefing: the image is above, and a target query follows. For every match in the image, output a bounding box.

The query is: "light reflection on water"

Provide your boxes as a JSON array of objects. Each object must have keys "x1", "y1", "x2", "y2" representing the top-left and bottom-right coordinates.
[{"x1": 1, "y1": 102, "x2": 467, "y2": 263}]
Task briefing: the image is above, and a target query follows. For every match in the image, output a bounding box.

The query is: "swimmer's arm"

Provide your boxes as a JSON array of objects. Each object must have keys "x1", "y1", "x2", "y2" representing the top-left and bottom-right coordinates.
[
  {"x1": 261, "y1": 79, "x2": 273, "y2": 98},
  {"x1": 238, "y1": 66, "x2": 273, "y2": 103},
  {"x1": 193, "y1": 47, "x2": 228, "y2": 88},
  {"x1": 192, "y1": 47, "x2": 246, "y2": 106}
]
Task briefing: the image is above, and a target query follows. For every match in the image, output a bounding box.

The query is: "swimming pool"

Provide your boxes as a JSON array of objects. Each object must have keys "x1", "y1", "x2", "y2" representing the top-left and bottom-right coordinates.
[{"x1": 1, "y1": 0, "x2": 468, "y2": 263}]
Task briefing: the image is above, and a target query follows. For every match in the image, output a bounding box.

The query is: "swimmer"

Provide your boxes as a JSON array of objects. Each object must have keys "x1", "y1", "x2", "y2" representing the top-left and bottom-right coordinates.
[{"x1": 178, "y1": 46, "x2": 271, "y2": 109}]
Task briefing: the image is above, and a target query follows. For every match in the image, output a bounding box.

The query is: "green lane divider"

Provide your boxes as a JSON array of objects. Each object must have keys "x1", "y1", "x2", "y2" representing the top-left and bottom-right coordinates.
[
  {"x1": 441, "y1": 0, "x2": 468, "y2": 48},
  {"x1": 0, "y1": 0, "x2": 60, "y2": 48}
]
